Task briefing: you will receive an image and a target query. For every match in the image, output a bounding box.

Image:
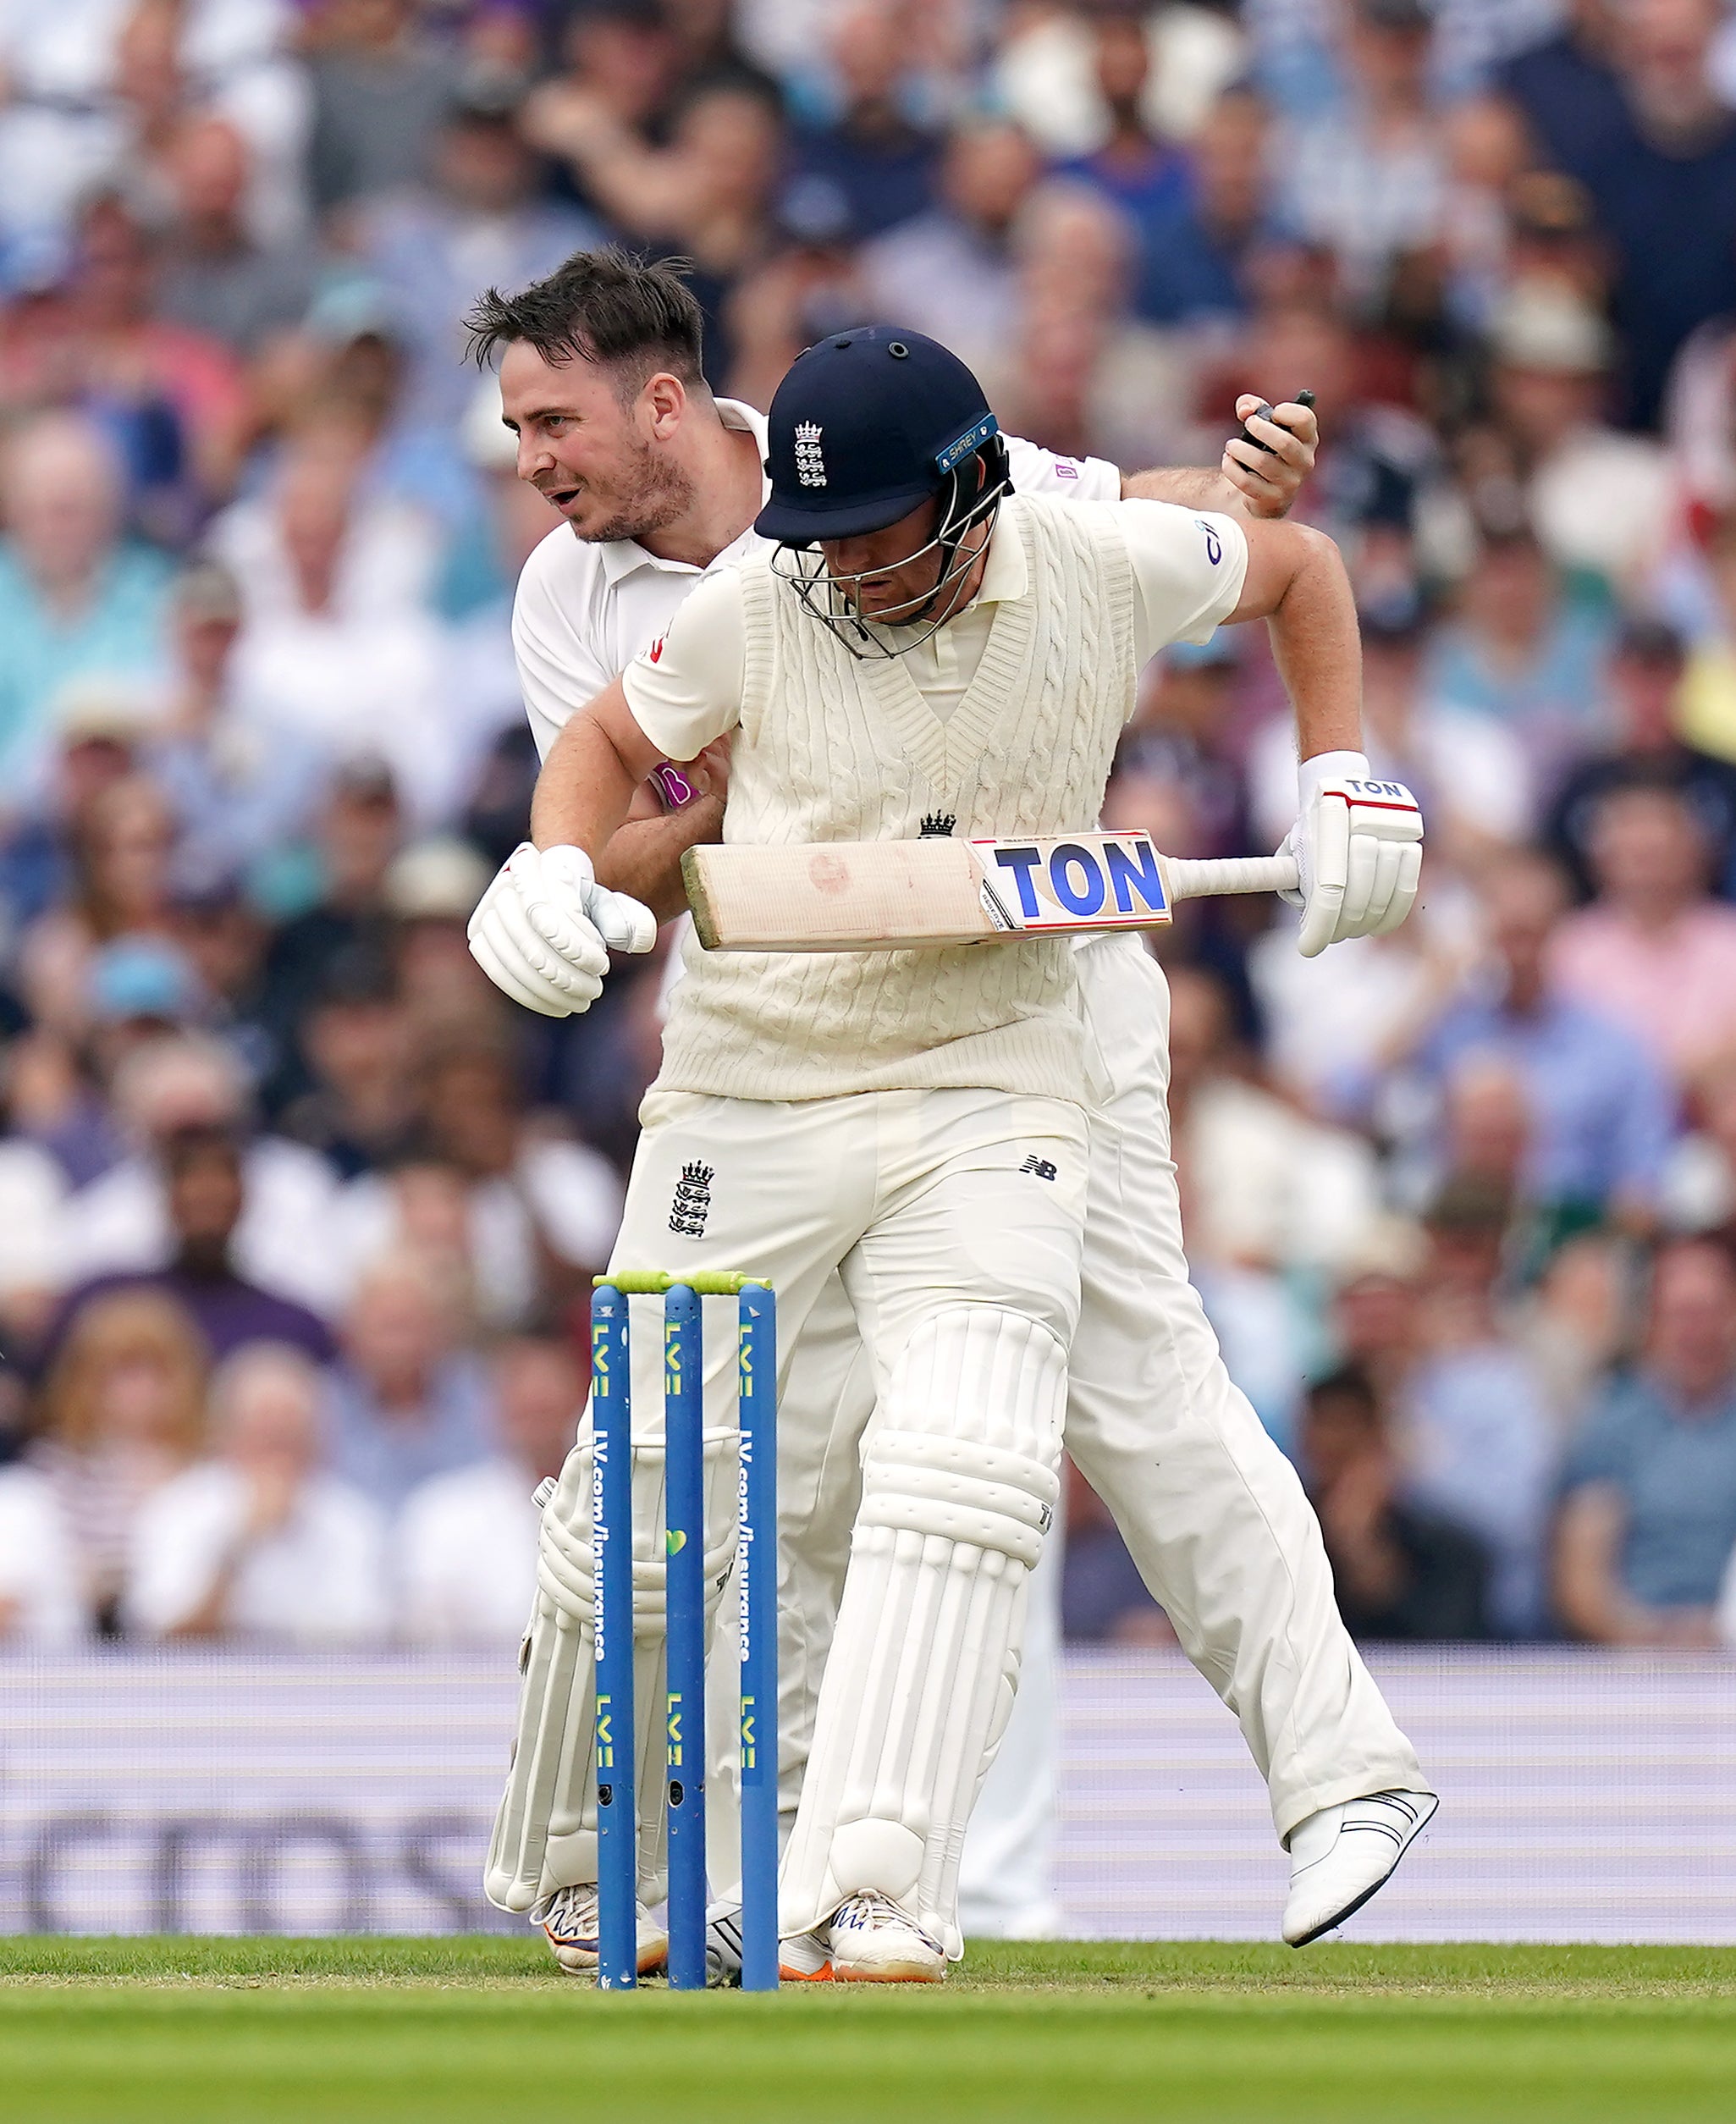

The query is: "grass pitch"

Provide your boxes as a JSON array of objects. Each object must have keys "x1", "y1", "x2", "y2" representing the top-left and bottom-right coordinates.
[{"x1": 3, "y1": 1937, "x2": 1733, "y2": 2123}]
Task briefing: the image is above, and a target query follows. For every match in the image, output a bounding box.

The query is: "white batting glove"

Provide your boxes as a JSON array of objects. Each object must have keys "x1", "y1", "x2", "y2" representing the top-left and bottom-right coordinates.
[
  {"x1": 466, "y1": 843, "x2": 654, "y2": 1018},
  {"x1": 1278, "y1": 753, "x2": 1423, "y2": 958}
]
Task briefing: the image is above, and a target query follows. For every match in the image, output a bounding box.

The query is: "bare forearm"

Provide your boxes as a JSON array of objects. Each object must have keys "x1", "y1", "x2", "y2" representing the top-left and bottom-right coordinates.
[
  {"x1": 595, "y1": 800, "x2": 725, "y2": 922},
  {"x1": 1123, "y1": 466, "x2": 1255, "y2": 518},
  {"x1": 1263, "y1": 528, "x2": 1364, "y2": 761},
  {"x1": 1122, "y1": 400, "x2": 1317, "y2": 522},
  {"x1": 531, "y1": 698, "x2": 653, "y2": 859}
]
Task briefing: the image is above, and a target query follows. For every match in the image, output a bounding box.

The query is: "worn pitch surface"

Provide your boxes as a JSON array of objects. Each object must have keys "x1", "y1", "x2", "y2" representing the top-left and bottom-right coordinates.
[{"x1": 4, "y1": 1938, "x2": 1733, "y2": 2122}]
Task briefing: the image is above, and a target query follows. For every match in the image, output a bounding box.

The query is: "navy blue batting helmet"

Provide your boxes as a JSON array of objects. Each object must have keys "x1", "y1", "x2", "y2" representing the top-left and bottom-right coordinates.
[{"x1": 756, "y1": 326, "x2": 1001, "y2": 543}]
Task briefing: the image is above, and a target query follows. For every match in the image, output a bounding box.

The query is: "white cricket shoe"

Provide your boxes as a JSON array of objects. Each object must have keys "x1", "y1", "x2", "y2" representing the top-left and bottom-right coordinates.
[
  {"x1": 776, "y1": 1923, "x2": 835, "y2": 1983},
  {"x1": 532, "y1": 1883, "x2": 668, "y2": 1976},
  {"x1": 826, "y1": 1892, "x2": 946, "y2": 1983},
  {"x1": 1282, "y1": 1788, "x2": 1439, "y2": 1946}
]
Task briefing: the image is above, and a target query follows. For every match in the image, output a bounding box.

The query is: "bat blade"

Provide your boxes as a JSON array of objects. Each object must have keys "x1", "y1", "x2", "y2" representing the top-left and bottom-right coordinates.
[{"x1": 683, "y1": 832, "x2": 1179, "y2": 952}]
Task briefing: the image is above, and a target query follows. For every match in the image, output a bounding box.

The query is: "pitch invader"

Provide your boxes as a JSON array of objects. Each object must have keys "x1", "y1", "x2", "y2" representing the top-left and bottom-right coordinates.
[{"x1": 473, "y1": 292, "x2": 1431, "y2": 1978}]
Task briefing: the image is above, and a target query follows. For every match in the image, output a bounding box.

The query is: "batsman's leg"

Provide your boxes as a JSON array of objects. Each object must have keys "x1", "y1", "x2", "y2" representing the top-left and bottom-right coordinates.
[
  {"x1": 488, "y1": 1091, "x2": 870, "y2": 1956},
  {"x1": 780, "y1": 1090, "x2": 1088, "y2": 1975},
  {"x1": 1066, "y1": 937, "x2": 1431, "y2": 1862}
]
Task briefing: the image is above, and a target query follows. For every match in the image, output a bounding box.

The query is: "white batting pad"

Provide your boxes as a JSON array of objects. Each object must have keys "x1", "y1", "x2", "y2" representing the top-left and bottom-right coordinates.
[
  {"x1": 483, "y1": 1424, "x2": 739, "y2": 1912},
  {"x1": 778, "y1": 1308, "x2": 1066, "y2": 1952}
]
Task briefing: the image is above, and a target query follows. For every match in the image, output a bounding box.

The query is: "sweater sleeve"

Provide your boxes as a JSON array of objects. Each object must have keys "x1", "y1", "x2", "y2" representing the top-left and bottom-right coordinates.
[{"x1": 620, "y1": 568, "x2": 749, "y2": 761}]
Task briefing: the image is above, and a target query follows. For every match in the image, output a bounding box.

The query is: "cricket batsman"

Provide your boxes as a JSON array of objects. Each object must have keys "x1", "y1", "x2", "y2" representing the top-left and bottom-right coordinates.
[{"x1": 467, "y1": 254, "x2": 1433, "y2": 1978}]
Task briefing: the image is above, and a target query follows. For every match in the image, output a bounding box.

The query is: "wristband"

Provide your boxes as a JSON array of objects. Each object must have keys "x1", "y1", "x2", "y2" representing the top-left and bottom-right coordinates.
[{"x1": 651, "y1": 762, "x2": 698, "y2": 811}]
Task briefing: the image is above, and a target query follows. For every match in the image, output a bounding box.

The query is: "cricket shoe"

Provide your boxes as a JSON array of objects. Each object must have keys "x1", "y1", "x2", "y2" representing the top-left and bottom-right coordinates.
[
  {"x1": 776, "y1": 1922, "x2": 835, "y2": 1982},
  {"x1": 706, "y1": 1897, "x2": 743, "y2": 1988},
  {"x1": 825, "y1": 1892, "x2": 946, "y2": 1983},
  {"x1": 532, "y1": 1883, "x2": 668, "y2": 1976},
  {"x1": 1282, "y1": 1789, "x2": 1439, "y2": 1946}
]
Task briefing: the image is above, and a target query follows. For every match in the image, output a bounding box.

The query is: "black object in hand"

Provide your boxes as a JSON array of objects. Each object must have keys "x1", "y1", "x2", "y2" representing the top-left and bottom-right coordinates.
[{"x1": 1237, "y1": 389, "x2": 1316, "y2": 455}]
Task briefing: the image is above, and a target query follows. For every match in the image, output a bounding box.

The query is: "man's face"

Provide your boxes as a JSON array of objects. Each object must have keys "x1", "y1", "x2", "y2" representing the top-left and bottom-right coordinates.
[
  {"x1": 168, "y1": 1149, "x2": 244, "y2": 1249},
  {"x1": 818, "y1": 496, "x2": 978, "y2": 623},
  {"x1": 499, "y1": 339, "x2": 695, "y2": 544}
]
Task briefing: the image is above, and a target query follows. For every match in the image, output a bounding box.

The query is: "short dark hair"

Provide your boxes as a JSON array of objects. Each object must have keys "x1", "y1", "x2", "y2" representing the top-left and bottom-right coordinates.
[{"x1": 464, "y1": 246, "x2": 706, "y2": 394}]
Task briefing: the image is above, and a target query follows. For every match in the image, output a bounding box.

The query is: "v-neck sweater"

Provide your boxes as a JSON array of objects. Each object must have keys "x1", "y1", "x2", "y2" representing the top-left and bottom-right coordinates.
[{"x1": 654, "y1": 496, "x2": 1138, "y2": 1104}]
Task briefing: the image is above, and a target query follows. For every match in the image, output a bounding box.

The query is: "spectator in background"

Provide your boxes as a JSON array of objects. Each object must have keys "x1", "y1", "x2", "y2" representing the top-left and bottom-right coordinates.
[
  {"x1": 985, "y1": 181, "x2": 1192, "y2": 475},
  {"x1": 256, "y1": 754, "x2": 401, "y2": 1103},
  {"x1": 361, "y1": 86, "x2": 600, "y2": 433},
  {"x1": 340, "y1": 1034, "x2": 621, "y2": 1329},
  {"x1": 0, "y1": 681, "x2": 148, "y2": 943},
  {"x1": 1251, "y1": 605, "x2": 1536, "y2": 868},
  {"x1": 1550, "y1": 781, "x2": 1736, "y2": 1076},
  {"x1": 1526, "y1": 0, "x2": 1736, "y2": 431},
  {"x1": 782, "y1": 3, "x2": 939, "y2": 245},
  {"x1": 124, "y1": 1342, "x2": 389, "y2": 1643},
  {"x1": 1133, "y1": 85, "x2": 1281, "y2": 328},
  {"x1": 305, "y1": 0, "x2": 460, "y2": 216},
  {"x1": 397, "y1": 1328, "x2": 581, "y2": 1646},
  {"x1": 18, "y1": 773, "x2": 181, "y2": 1037},
  {"x1": 1286, "y1": 0, "x2": 1446, "y2": 318},
  {"x1": 0, "y1": 1460, "x2": 85, "y2": 1641},
  {"x1": 144, "y1": 560, "x2": 324, "y2": 894},
  {"x1": 858, "y1": 118, "x2": 1040, "y2": 379},
  {"x1": 0, "y1": 414, "x2": 173, "y2": 788},
  {"x1": 1055, "y1": 13, "x2": 1188, "y2": 318},
  {"x1": 27, "y1": 1285, "x2": 208, "y2": 1630},
  {"x1": 214, "y1": 433, "x2": 459, "y2": 824},
  {"x1": 1340, "y1": 847, "x2": 1676, "y2": 1231},
  {"x1": 326, "y1": 1250, "x2": 489, "y2": 1512},
  {"x1": 0, "y1": 1117, "x2": 70, "y2": 1356},
  {"x1": 154, "y1": 113, "x2": 322, "y2": 356},
  {"x1": 383, "y1": 836, "x2": 499, "y2": 1029},
  {"x1": 1404, "y1": 1178, "x2": 1558, "y2": 1636},
  {"x1": 526, "y1": 73, "x2": 786, "y2": 386},
  {"x1": 1421, "y1": 523, "x2": 1611, "y2": 796},
  {"x1": 1116, "y1": 637, "x2": 1250, "y2": 861},
  {"x1": 518, "y1": 0, "x2": 683, "y2": 226},
  {"x1": 1299, "y1": 1367, "x2": 1489, "y2": 1641},
  {"x1": 1484, "y1": 283, "x2": 1673, "y2": 595},
  {"x1": 1545, "y1": 619, "x2": 1736, "y2": 902},
  {"x1": 50, "y1": 1125, "x2": 336, "y2": 1370},
  {"x1": 1492, "y1": 0, "x2": 1625, "y2": 178},
  {"x1": 1674, "y1": 512, "x2": 1736, "y2": 766},
  {"x1": 1557, "y1": 1237, "x2": 1736, "y2": 1642},
  {"x1": 278, "y1": 950, "x2": 416, "y2": 1181},
  {"x1": 56, "y1": 187, "x2": 252, "y2": 520},
  {"x1": 58, "y1": 1033, "x2": 344, "y2": 1317},
  {"x1": 1166, "y1": 965, "x2": 1382, "y2": 1281},
  {"x1": 1250, "y1": 889, "x2": 1447, "y2": 1117},
  {"x1": 1664, "y1": 1048, "x2": 1736, "y2": 1237}
]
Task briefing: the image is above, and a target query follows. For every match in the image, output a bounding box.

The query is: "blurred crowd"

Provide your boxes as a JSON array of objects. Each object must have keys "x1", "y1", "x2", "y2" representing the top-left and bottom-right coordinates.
[{"x1": 5, "y1": 0, "x2": 1736, "y2": 1652}]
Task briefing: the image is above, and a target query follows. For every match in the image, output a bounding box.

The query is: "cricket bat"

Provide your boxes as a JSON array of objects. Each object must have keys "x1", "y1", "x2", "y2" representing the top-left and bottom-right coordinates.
[{"x1": 682, "y1": 831, "x2": 1298, "y2": 952}]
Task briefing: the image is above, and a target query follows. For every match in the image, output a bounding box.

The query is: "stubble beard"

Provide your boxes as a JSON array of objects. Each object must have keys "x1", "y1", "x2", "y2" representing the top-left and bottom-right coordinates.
[{"x1": 579, "y1": 436, "x2": 697, "y2": 546}]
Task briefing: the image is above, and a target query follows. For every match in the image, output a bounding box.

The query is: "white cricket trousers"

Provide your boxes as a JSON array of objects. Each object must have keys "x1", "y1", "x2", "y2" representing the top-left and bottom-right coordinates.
[
  {"x1": 766, "y1": 934, "x2": 1425, "y2": 1891},
  {"x1": 610, "y1": 1079, "x2": 1088, "y2": 1892}
]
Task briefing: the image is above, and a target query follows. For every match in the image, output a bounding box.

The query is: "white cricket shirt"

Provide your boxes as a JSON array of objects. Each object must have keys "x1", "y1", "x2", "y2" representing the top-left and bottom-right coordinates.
[
  {"x1": 620, "y1": 499, "x2": 1249, "y2": 763},
  {"x1": 510, "y1": 396, "x2": 1129, "y2": 759}
]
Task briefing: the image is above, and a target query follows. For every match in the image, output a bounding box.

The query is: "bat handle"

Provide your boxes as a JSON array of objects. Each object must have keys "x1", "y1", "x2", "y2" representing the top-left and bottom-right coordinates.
[{"x1": 1164, "y1": 853, "x2": 1300, "y2": 901}]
